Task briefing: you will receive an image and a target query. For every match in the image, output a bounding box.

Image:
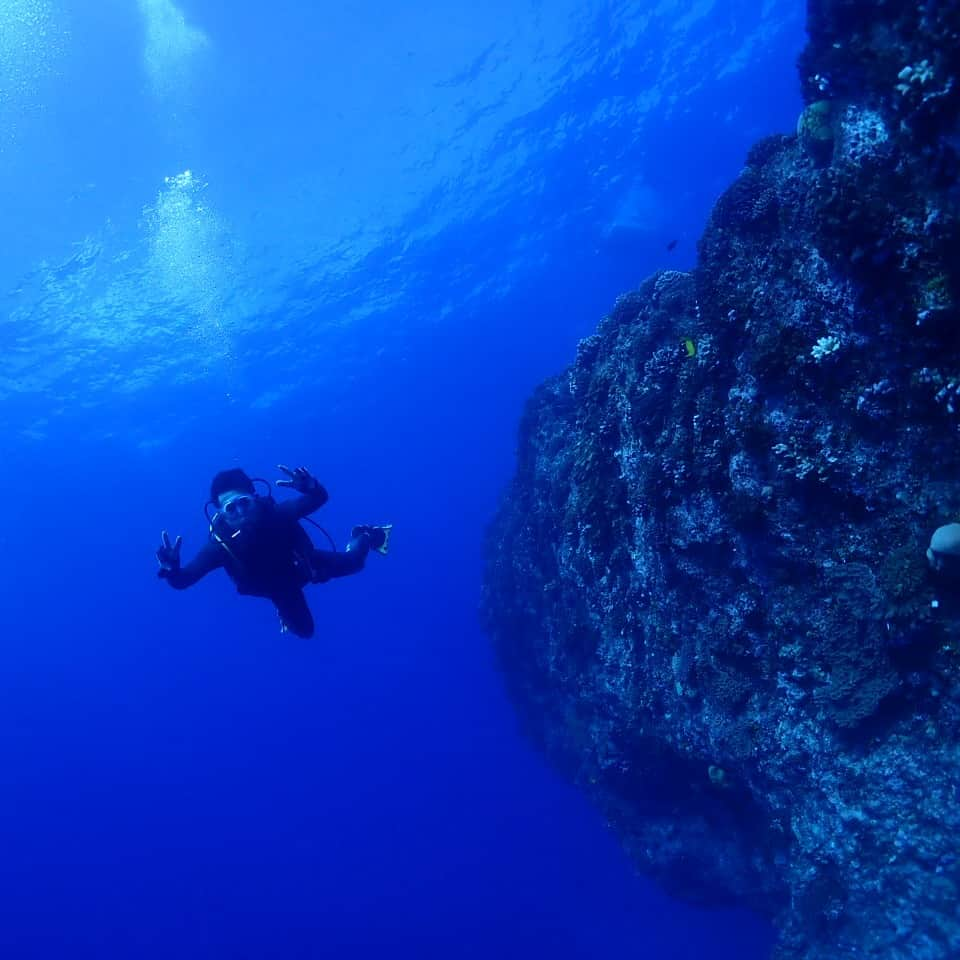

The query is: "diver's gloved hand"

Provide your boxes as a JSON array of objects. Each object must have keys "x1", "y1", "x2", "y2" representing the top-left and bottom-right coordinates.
[
  {"x1": 276, "y1": 464, "x2": 325, "y2": 497},
  {"x1": 351, "y1": 524, "x2": 392, "y2": 556},
  {"x1": 156, "y1": 530, "x2": 182, "y2": 578}
]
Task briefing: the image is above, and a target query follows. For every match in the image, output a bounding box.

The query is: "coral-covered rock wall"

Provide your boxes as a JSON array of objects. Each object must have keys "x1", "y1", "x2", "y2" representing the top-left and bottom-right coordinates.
[{"x1": 482, "y1": 2, "x2": 960, "y2": 957}]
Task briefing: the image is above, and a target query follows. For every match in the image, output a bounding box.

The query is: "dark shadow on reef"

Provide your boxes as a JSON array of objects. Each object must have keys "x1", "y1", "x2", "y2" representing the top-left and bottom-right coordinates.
[{"x1": 481, "y1": 2, "x2": 960, "y2": 959}]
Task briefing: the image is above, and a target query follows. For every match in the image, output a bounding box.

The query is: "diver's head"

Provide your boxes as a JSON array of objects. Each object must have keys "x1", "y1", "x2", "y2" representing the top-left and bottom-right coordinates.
[
  {"x1": 210, "y1": 468, "x2": 259, "y2": 529},
  {"x1": 219, "y1": 490, "x2": 259, "y2": 528}
]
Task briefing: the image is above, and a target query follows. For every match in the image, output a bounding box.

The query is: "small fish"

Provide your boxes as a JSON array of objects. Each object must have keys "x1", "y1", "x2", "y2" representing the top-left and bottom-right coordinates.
[
  {"x1": 682, "y1": 338, "x2": 697, "y2": 358},
  {"x1": 666, "y1": 238, "x2": 679, "y2": 251}
]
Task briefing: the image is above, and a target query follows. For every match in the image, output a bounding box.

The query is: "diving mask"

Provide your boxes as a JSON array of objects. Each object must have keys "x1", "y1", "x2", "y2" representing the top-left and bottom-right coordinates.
[{"x1": 220, "y1": 492, "x2": 257, "y2": 523}]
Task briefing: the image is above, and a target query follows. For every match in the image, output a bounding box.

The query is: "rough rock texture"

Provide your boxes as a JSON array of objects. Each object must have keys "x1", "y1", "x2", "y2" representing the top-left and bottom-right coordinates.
[{"x1": 482, "y1": 3, "x2": 960, "y2": 959}]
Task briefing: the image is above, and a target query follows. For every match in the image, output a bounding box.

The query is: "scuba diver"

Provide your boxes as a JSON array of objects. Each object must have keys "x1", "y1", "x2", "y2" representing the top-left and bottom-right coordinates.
[{"x1": 156, "y1": 464, "x2": 391, "y2": 638}]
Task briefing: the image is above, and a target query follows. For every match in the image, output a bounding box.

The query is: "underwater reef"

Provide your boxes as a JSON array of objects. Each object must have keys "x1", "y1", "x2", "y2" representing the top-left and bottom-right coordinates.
[{"x1": 482, "y1": 2, "x2": 960, "y2": 958}]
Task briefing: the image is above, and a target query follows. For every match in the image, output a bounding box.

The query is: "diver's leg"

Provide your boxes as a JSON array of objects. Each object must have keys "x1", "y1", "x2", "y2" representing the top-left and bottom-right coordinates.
[{"x1": 273, "y1": 590, "x2": 315, "y2": 638}]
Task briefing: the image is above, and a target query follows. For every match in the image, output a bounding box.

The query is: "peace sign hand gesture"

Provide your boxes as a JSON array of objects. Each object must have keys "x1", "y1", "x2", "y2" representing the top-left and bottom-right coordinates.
[{"x1": 156, "y1": 530, "x2": 183, "y2": 572}]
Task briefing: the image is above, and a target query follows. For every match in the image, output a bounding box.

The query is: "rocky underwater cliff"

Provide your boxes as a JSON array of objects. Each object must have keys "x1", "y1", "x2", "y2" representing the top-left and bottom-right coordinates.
[{"x1": 481, "y1": 2, "x2": 960, "y2": 958}]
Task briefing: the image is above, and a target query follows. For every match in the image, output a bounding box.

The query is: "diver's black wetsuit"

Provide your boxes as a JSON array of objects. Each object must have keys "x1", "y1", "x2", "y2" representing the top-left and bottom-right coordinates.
[{"x1": 159, "y1": 486, "x2": 369, "y2": 638}]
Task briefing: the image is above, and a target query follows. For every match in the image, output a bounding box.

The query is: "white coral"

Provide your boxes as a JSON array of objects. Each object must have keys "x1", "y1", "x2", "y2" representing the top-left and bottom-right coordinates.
[
  {"x1": 896, "y1": 59, "x2": 934, "y2": 95},
  {"x1": 811, "y1": 335, "x2": 841, "y2": 361}
]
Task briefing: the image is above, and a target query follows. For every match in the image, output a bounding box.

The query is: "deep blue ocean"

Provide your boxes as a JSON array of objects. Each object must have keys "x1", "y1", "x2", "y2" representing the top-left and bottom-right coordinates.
[{"x1": 1, "y1": 2, "x2": 805, "y2": 956}]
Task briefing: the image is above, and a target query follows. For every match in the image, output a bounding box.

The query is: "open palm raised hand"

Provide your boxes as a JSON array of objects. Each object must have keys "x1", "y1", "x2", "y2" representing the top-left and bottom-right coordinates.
[{"x1": 276, "y1": 464, "x2": 321, "y2": 494}]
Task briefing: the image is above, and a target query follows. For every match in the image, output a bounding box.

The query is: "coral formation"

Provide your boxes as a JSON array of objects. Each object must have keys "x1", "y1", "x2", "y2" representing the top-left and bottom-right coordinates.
[{"x1": 482, "y1": 2, "x2": 960, "y2": 957}]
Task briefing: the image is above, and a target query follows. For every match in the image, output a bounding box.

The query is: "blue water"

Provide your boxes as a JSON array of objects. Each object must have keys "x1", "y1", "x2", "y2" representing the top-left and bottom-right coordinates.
[{"x1": 0, "y1": 2, "x2": 804, "y2": 956}]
